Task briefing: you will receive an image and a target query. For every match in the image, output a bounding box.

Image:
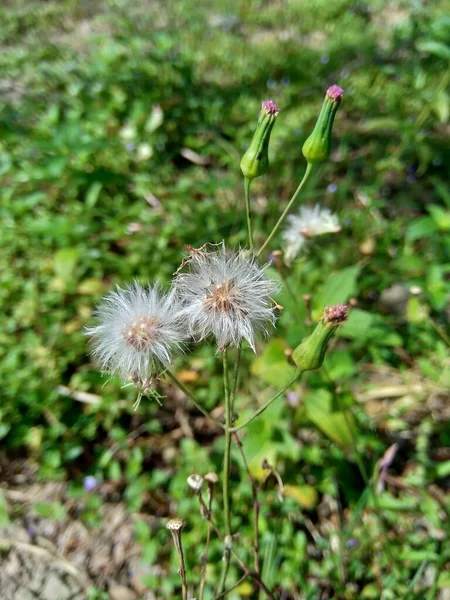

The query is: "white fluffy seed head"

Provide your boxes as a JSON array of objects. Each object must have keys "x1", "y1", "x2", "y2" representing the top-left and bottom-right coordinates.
[
  {"x1": 86, "y1": 282, "x2": 186, "y2": 383},
  {"x1": 282, "y1": 204, "x2": 341, "y2": 262},
  {"x1": 173, "y1": 243, "x2": 279, "y2": 351}
]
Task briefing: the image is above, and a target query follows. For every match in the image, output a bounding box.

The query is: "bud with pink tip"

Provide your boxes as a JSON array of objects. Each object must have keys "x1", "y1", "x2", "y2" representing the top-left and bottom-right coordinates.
[
  {"x1": 302, "y1": 85, "x2": 344, "y2": 165},
  {"x1": 240, "y1": 100, "x2": 279, "y2": 181},
  {"x1": 292, "y1": 304, "x2": 348, "y2": 371}
]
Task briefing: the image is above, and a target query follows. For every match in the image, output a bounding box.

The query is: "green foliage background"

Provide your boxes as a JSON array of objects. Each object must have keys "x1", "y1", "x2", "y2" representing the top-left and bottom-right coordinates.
[{"x1": 0, "y1": 0, "x2": 449, "y2": 598}]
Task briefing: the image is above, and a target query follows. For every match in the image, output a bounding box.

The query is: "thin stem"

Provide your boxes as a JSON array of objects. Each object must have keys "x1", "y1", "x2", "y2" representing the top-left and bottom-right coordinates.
[
  {"x1": 215, "y1": 573, "x2": 248, "y2": 599},
  {"x1": 217, "y1": 548, "x2": 231, "y2": 598},
  {"x1": 234, "y1": 433, "x2": 260, "y2": 573},
  {"x1": 165, "y1": 369, "x2": 224, "y2": 429},
  {"x1": 218, "y1": 349, "x2": 232, "y2": 596},
  {"x1": 198, "y1": 495, "x2": 275, "y2": 600},
  {"x1": 199, "y1": 486, "x2": 214, "y2": 600},
  {"x1": 231, "y1": 342, "x2": 242, "y2": 413},
  {"x1": 222, "y1": 350, "x2": 232, "y2": 536},
  {"x1": 429, "y1": 317, "x2": 450, "y2": 346},
  {"x1": 244, "y1": 177, "x2": 254, "y2": 251},
  {"x1": 257, "y1": 162, "x2": 315, "y2": 258},
  {"x1": 230, "y1": 371, "x2": 301, "y2": 432},
  {"x1": 170, "y1": 531, "x2": 188, "y2": 600}
]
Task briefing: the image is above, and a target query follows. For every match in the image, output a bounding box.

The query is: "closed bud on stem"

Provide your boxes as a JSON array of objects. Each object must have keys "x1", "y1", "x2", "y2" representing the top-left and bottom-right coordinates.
[
  {"x1": 292, "y1": 304, "x2": 347, "y2": 371},
  {"x1": 240, "y1": 100, "x2": 279, "y2": 181},
  {"x1": 187, "y1": 474, "x2": 204, "y2": 493},
  {"x1": 302, "y1": 85, "x2": 344, "y2": 165}
]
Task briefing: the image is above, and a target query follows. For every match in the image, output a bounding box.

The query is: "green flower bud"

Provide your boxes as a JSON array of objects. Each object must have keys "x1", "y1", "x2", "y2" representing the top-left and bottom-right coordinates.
[
  {"x1": 240, "y1": 100, "x2": 279, "y2": 181},
  {"x1": 302, "y1": 85, "x2": 344, "y2": 165},
  {"x1": 292, "y1": 304, "x2": 347, "y2": 371}
]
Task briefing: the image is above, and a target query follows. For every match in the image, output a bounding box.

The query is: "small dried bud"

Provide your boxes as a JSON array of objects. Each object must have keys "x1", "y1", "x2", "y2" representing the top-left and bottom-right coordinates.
[
  {"x1": 166, "y1": 518, "x2": 186, "y2": 532},
  {"x1": 187, "y1": 474, "x2": 204, "y2": 493},
  {"x1": 292, "y1": 304, "x2": 348, "y2": 371},
  {"x1": 224, "y1": 535, "x2": 233, "y2": 550},
  {"x1": 302, "y1": 85, "x2": 343, "y2": 165},
  {"x1": 204, "y1": 472, "x2": 219, "y2": 485},
  {"x1": 240, "y1": 100, "x2": 279, "y2": 181}
]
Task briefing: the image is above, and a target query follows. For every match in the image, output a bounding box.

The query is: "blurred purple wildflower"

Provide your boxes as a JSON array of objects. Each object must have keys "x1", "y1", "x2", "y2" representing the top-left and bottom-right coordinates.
[{"x1": 83, "y1": 475, "x2": 98, "y2": 493}]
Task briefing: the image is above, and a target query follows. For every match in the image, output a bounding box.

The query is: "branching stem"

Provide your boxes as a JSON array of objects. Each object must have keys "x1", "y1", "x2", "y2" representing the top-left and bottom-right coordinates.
[
  {"x1": 230, "y1": 371, "x2": 302, "y2": 432},
  {"x1": 166, "y1": 369, "x2": 224, "y2": 429}
]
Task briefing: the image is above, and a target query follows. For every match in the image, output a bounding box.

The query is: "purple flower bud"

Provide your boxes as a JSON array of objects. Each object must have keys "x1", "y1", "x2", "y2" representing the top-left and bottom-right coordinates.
[
  {"x1": 346, "y1": 538, "x2": 358, "y2": 549},
  {"x1": 326, "y1": 85, "x2": 344, "y2": 102},
  {"x1": 327, "y1": 183, "x2": 338, "y2": 193},
  {"x1": 323, "y1": 304, "x2": 348, "y2": 325},
  {"x1": 83, "y1": 475, "x2": 98, "y2": 493},
  {"x1": 262, "y1": 100, "x2": 280, "y2": 116}
]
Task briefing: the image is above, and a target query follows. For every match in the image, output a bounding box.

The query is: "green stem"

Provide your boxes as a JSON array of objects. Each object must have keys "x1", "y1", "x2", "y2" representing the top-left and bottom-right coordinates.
[
  {"x1": 230, "y1": 371, "x2": 301, "y2": 432},
  {"x1": 222, "y1": 350, "x2": 232, "y2": 536},
  {"x1": 218, "y1": 349, "x2": 232, "y2": 595},
  {"x1": 257, "y1": 162, "x2": 315, "y2": 258},
  {"x1": 231, "y1": 342, "x2": 242, "y2": 413},
  {"x1": 165, "y1": 369, "x2": 224, "y2": 429},
  {"x1": 244, "y1": 178, "x2": 254, "y2": 251},
  {"x1": 217, "y1": 548, "x2": 231, "y2": 597}
]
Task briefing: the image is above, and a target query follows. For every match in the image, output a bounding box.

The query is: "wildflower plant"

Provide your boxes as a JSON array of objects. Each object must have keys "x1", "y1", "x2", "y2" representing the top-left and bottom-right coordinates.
[{"x1": 86, "y1": 85, "x2": 350, "y2": 598}]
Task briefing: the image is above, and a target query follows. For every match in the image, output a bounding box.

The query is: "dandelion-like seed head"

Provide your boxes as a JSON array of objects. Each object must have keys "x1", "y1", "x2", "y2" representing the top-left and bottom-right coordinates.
[
  {"x1": 86, "y1": 283, "x2": 186, "y2": 385},
  {"x1": 282, "y1": 204, "x2": 341, "y2": 262},
  {"x1": 174, "y1": 244, "x2": 279, "y2": 351}
]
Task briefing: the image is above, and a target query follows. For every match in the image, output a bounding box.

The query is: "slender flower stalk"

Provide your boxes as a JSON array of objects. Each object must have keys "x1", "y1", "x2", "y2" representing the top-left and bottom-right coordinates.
[
  {"x1": 244, "y1": 177, "x2": 254, "y2": 251},
  {"x1": 230, "y1": 371, "x2": 302, "y2": 432},
  {"x1": 218, "y1": 349, "x2": 233, "y2": 595},
  {"x1": 165, "y1": 369, "x2": 224, "y2": 429},
  {"x1": 257, "y1": 162, "x2": 315, "y2": 258},
  {"x1": 166, "y1": 518, "x2": 188, "y2": 600}
]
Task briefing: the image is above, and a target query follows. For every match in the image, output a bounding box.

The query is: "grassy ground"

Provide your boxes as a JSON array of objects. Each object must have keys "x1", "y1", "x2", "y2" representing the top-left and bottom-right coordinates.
[{"x1": 0, "y1": 0, "x2": 449, "y2": 598}]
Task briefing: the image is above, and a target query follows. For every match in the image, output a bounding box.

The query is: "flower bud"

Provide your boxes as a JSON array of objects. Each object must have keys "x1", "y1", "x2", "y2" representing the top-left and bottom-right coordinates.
[
  {"x1": 292, "y1": 304, "x2": 347, "y2": 371},
  {"x1": 302, "y1": 85, "x2": 344, "y2": 165},
  {"x1": 187, "y1": 474, "x2": 204, "y2": 493},
  {"x1": 240, "y1": 100, "x2": 279, "y2": 180}
]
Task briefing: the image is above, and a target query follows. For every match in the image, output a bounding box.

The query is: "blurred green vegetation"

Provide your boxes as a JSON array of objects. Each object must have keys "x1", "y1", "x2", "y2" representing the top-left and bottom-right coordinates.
[{"x1": 0, "y1": 0, "x2": 449, "y2": 598}]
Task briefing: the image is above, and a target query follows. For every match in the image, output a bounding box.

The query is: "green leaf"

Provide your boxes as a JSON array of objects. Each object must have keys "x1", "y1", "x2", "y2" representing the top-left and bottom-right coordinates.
[
  {"x1": 339, "y1": 309, "x2": 402, "y2": 346},
  {"x1": 251, "y1": 338, "x2": 295, "y2": 387},
  {"x1": 427, "y1": 204, "x2": 450, "y2": 231},
  {"x1": 284, "y1": 484, "x2": 319, "y2": 509},
  {"x1": 416, "y1": 39, "x2": 450, "y2": 60},
  {"x1": 406, "y1": 216, "x2": 437, "y2": 240},
  {"x1": 53, "y1": 248, "x2": 81, "y2": 281},
  {"x1": 85, "y1": 182, "x2": 103, "y2": 208},
  {"x1": 315, "y1": 266, "x2": 360, "y2": 314},
  {"x1": 304, "y1": 388, "x2": 354, "y2": 448}
]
